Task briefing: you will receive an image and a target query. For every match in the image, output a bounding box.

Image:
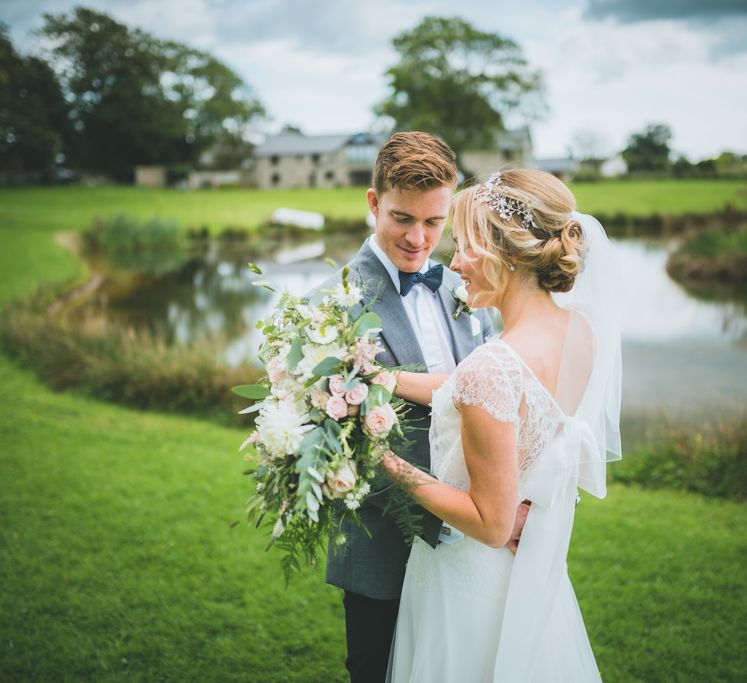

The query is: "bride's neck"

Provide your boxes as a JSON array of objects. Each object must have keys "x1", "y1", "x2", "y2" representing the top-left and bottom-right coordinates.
[{"x1": 499, "y1": 275, "x2": 556, "y2": 333}]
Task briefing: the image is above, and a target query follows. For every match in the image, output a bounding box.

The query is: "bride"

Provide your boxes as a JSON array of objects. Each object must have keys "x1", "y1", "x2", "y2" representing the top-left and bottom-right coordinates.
[{"x1": 381, "y1": 169, "x2": 622, "y2": 682}]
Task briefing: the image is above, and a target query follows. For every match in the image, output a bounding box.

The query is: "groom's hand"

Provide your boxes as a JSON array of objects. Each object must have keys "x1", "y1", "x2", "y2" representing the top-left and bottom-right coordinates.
[{"x1": 505, "y1": 500, "x2": 531, "y2": 554}]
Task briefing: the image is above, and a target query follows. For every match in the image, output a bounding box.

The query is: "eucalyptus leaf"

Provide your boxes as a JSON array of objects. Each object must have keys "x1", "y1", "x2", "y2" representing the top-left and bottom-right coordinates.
[
  {"x1": 307, "y1": 466, "x2": 325, "y2": 483},
  {"x1": 286, "y1": 336, "x2": 305, "y2": 372},
  {"x1": 368, "y1": 383, "x2": 392, "y2": 407},
  {"x1": 232, "y1": 384, "x2": 270, "y2": 400},
  {"x1": 325, "y1": 419, "x2": 342, "y2": 436},
  {"x1": 312, "y1": 357, "x2": 341, "y2": 377},
  {"x1": 354, "y1": 312, "x2": 382, "y2": 336},
  {"x1": 306, "y1": 491, "x2": 320, "y2": 512},
  {"x1": 344, "y1": 377, "x2": 362, "y2": 392}
]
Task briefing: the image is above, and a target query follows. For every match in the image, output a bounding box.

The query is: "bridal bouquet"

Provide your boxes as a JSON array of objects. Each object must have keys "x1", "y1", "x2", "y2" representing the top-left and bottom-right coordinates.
[{"x1": 234, "y1": 266, "x2": 417, "y2": 580}]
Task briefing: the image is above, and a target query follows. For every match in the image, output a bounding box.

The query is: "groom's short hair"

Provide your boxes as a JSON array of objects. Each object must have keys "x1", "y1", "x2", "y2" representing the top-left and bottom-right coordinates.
[{"x1": 373, "y1": 131, "x2": 457, "y2": 195}]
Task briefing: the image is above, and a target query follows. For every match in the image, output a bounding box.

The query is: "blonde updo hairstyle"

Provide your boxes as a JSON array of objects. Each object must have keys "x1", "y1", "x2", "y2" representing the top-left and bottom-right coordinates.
[{"x1": 449, "y1": 169, "x2": 584, "y2": 298}]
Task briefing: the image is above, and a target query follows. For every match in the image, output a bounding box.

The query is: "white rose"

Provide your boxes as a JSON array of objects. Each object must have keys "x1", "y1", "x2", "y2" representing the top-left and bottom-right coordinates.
[
  {"x1": 306, "y1": 324, "x2": 339, "y2": 345},
  {"x1": 454, "y1": 284, "x2": 469, "y2": 303},
  {"x1": 326, "y1": 459, "x2": 357, "y2": 495},
  {"x1": 295, "y1": 342, "x2": 346, "y2": 380}
]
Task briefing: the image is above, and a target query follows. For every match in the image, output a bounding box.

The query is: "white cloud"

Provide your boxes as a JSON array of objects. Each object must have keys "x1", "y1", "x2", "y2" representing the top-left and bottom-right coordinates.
[
  {"x1": 5, "y1": 0, "x2": 746, "y2": 158},
  {"x1": 524, "y1": 9, "x2": 747, "y2": 157}
]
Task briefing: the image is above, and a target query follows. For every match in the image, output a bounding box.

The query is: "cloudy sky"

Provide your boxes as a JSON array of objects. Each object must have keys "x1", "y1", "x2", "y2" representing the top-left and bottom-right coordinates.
[{"x1": 5, "y1": 0, "x2": 747, "y2": 159}]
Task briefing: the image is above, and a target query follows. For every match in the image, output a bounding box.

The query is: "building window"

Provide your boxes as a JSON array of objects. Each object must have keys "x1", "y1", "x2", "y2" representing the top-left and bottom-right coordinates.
[
  {"x1": 311, "y1": 154, "x2": 320, "y2": 164},
  {"x1": 345, "y1": 144, "x2": 377, "y2": 165},
  {"x1": 325, "y1": 170, "x2": 335, "y2": 181},
  {"x1": 271, "y1": 155, "x2": 279, "y2": 165},
  {"x1": 271, "y1": 173, "x2": 280, "y2": 186},
  {"x1": 503, "y1": 149, "x2": 514, "y2": 160}
]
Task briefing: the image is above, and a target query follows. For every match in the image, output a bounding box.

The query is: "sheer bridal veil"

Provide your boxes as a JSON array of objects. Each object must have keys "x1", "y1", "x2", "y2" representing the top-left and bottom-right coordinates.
[{"x1": 493, "y1": 212, "x2": 622, "y2": 682}]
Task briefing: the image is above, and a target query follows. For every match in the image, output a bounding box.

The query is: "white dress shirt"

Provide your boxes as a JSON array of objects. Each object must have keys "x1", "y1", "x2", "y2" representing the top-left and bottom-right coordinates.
[{"x1": 368, "y1": 236, "x2": 456, "y2": 374}]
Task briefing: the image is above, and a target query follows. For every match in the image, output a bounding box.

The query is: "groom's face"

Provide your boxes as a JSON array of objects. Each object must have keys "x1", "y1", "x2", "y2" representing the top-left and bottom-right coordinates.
[{"x1": 367, "y1": 185, "x2": 453, "y2": 273}]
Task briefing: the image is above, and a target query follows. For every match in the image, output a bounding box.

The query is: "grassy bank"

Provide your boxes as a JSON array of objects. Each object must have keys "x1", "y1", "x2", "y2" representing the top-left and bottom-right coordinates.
[
  {"x1": 1, "y1": 186, "x2": 746, "y2": 680},
  {"x1": 2, "y1": 350, "x2": 745, "y2": 681},
  {"x1": 667, "y1": 224, "x2": 747, "y2": 284},
  {"x1": 1, "y1": 179, "x2": 745, "y2": 234}
]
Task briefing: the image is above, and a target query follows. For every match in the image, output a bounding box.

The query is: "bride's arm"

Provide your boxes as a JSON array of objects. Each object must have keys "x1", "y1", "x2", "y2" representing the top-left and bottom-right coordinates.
[
  {"x1": 394, "y1": 371, "x2": 449, "y2": 406},
  {"x1": 381, "y1": 404, "x2": 518, "y2": 548}
]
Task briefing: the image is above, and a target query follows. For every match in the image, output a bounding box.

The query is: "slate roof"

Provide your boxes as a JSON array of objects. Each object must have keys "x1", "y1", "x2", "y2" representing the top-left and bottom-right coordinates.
[
  {"x1": 255, "y1": 132, "x2": 387, "y2": 157},
  {"x1": 533, "y1": 157, "x2": 579, "y2": 173}
]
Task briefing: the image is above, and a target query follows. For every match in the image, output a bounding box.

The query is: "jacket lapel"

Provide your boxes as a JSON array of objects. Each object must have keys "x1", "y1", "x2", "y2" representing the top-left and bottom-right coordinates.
[
  {"x1": 437, "y1": 268, "x2": 477, "y2": 364},
  {"x1": 349, "y1": 243, "x2": 426, "y2": 369}
]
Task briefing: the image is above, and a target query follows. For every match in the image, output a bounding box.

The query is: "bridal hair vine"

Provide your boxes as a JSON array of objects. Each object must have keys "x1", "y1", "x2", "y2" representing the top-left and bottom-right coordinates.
[{"x1": 475, "y1": 172, "x2": 538, "y2": 230}]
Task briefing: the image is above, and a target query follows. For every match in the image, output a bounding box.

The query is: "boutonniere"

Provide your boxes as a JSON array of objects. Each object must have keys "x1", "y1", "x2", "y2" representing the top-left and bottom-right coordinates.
[{"x1": 451, "y1": 285, "x2": 473, "y2": 320}]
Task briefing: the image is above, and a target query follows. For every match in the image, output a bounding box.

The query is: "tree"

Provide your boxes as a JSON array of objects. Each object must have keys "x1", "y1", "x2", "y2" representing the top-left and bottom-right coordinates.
[
  {"x1": 38, "y1": 7, "x2": 264, "y2": 178},
  {"x1": 621, "y1": 123, "x2": 672, "y2": 174},
  {"x1": 0, "y1": 24, "x2": 70, "y2": 180},
  {"x1": 374, "y1": 16, "x2": 543, "y2": 166},
  {"x1": 672, "y1": 155, "x2": 695, "y2": 178}
]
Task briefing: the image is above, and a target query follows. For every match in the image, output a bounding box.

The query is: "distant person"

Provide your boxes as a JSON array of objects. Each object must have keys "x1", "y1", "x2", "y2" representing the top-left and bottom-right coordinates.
[
  {"x1": 381, "y1": 169, "x2": 623, "y2": 680},
  {"x1": 313, "y1": 132, "x2": 530, "y2": 682}
]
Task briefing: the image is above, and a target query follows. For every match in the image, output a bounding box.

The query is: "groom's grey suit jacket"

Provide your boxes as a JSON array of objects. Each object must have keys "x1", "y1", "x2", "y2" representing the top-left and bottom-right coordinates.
[{"x1": 316, "y1": 240, "x2": 493, "y2": 600}]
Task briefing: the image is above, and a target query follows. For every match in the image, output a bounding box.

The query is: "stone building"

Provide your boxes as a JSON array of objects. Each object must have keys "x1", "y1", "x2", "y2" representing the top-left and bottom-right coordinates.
[
  {"x1": 252, "y1": 132, "x2": 386, "y2": 189},
  {"x1": 252, "y1": 128, "x2": 534, "y2": 189},
  {"x1": 134, "y1": 165, "x2": 166, "y2": 187},
  {"x1": 461, "y1": 127, "x2": 534, "y2": 182}
]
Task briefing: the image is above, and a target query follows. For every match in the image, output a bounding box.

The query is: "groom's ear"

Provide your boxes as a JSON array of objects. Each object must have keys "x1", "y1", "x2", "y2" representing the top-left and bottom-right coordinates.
[{"x1": 366, "y1": 188, "x2": 379, "y2": 217}]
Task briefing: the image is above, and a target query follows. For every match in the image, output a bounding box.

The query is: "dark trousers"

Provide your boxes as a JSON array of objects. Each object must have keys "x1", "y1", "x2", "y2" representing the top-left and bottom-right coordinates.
[{"x1": 343, "y1": 590, "x2": 400, "y2": 683}]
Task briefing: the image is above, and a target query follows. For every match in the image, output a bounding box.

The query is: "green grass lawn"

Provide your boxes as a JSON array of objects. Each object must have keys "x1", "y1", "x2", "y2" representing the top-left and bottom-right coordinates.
[
  {"x1": 1, "y1": 184, "x2": 747, "y2": 681},
  {"x1": 1, "y1": 179, "x2": 745, "y2": 234}
]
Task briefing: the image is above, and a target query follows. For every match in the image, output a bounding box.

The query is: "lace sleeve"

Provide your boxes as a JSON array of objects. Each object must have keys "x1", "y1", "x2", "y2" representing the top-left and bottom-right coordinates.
[{"x1": 452, "y1": 342, "x2": 523, "y2": 423}]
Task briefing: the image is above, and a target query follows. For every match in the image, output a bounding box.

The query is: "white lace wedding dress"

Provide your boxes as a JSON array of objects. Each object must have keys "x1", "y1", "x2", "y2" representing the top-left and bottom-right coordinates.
[{"x1": 387, "y1": 317, "x2": 605, "y2": 682}]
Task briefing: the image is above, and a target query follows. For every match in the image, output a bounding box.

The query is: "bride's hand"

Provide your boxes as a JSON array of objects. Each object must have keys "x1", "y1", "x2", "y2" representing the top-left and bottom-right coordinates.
[
  {"x1": 394, "y1": 371, "x2": 449, "y2": 406},
  {"x1": 505, "y1": 500, "x2": 531, "y2": 554}
]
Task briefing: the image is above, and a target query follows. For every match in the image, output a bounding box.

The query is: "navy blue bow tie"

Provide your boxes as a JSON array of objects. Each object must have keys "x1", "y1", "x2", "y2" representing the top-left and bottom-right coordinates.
[{"x1": 398, "y1": 264, "x2": 444, "y2": 297}]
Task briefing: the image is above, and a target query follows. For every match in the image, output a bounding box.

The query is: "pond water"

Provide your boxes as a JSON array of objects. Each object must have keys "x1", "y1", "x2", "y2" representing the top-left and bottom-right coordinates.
[{"x1": 73, "y1": 231, "x2": 747, "y2": 418}]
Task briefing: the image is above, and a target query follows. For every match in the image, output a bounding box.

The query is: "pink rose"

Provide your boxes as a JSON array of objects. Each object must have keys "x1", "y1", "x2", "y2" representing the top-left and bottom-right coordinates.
[
  {"x1": 325, "y1": 395, "x2": 348, "y2": 421},
  {"x1": 326, "y1": 459, "x2": 357, "y2": 495},
  {"x1": 267, "y1": 356, "x2": 287, "y2": 385},
  {"x1": 371, "y1": 370, "x2": 397, "y2": 393},
  {"x1": 310, "y1": 387, "x2": 331, "y2": 410},
  {"x1": 345, "y1": 382, "x2": 369, "y2": 406},
  {"x1": 364, "y1": 404, "x2": 397, "y2": 437},
  {"x1": 328, "y1": 374, "x2": 346, "y2": 397}
]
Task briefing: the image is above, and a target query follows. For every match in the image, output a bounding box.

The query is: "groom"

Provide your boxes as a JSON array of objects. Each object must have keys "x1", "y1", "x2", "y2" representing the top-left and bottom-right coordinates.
[{"x1": 320, "y1": 132, "x2": 522, "y2": 682}]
